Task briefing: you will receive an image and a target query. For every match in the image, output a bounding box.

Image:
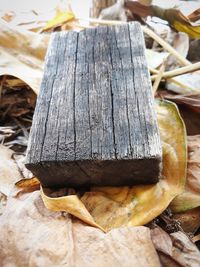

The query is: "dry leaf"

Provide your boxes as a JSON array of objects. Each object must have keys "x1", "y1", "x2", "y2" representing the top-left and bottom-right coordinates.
[
  {"x1": 188, "y1": 39, "x2": 200, "y2": 62},
  {"x1": 151, "y1": 227, "x2": 200, "y2": 267},
  {"x1": 15, "y1": 177, "x2": 40, "y2": 188},
  {"x1": 173, "y1": 207, "x2": 200, "y2": 233},
  {"x1": 1, "y1": 10, "x2": 49, "y2": 32},
  {"x1": 153, "y1": 6, "x2": 200, "y2": 39},
  {"x1": 188, "y1": 8, "x2": 200, "y2": 22},
  {"x1": 0, "y1": 19, "x2": 49, "y2": 94},
  {"x1": 167, "y1": 31, "x2": 189, "y2": 70},
  {"x1": 0, "y1": 191, "x2": 161, "y2": 267},
  {"x1": 13, "y1": 177, "x2": 40, "y2": 196},
  {"x1": 41, "y1": 100, "x2": 187, "y2": 232},
  {"x1": 99, "y1": 0, "x2": 127, "y2": 21},
  {"x1": 125, "y1": 2, "x2": 200, "y2": 38},
  {"x1": 125, "y1": 1, "x2": 153, "y2": 18},
  {"x1": 41, "y1": 187, "x2": 103, "y2": 231},
  {"x1": 170, "y1": 231, "x2": 200, "y2": 267},
  {"x1": 146, "y1": 49, "x2": 169, "y2": 69},
  {"x1": 151, "y1": 226, "x2": 173, "y2": 256},
  {"x1": 0, "y1": 145, "x2": 22, "y2": 196},
  {"x1": 159, "y1": 91, "x2": 200, "y2": 113},
  {"x1": 42, "y1": 11, "x2": 74, "y2": 32},
  {"x1": 166, "y1": 73, "x2": 200, "y2": 95},
  {"x1": 170, "y1": 135, "x2": 200, "y2": 213},
  {"x1": 178, "y1": 105, "x2": 200, "y2": 135}
]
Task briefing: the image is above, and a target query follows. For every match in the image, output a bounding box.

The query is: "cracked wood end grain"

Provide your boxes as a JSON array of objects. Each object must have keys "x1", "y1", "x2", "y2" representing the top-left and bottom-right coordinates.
[{"x1": 25, "y1": 22, "x2": 162, "y2": 187}]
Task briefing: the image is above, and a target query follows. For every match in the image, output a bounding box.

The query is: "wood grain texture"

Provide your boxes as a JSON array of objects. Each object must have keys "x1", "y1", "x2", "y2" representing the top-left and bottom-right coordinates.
[{"x1": 26, "y1": 22, "x2": 162, "y2": 187}]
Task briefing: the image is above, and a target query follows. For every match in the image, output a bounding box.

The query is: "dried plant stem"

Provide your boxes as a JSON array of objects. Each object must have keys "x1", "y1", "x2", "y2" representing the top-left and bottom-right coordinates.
[
  {"x1": 141, "y1": 26, "x2": 191, "y2": 67},
  {"x1": 79, "y1": 17, "x2": 126, "y2": 26},
  {"x1": 152, "y1": 63, "x2": 165, "y2": 95},
  {"x1": 151, "y1": 62, "x2": 200, "y2": 81},
  {"x1": 149, "y1": 67, "x2": 158, "y2": 74}
]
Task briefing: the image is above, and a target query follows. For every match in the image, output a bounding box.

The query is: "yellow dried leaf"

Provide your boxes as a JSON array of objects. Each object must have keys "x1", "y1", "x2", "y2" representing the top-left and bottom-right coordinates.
[
  {"x1": 79, "y1": 101, "x2": 186, "y2": 231},
  {"x1": 42, "y1": 11, "x2": 75, "y2": 32},
  {"x1": 171, "y1": 190, "x2": 200, "y2": 213},
  {"x1": 41, "y1": 100, "x2": 187, "y2": 232},
  {"x1": 125, "y1": 3, "x2": 200, "y2": 38},
  {"x1": 40, "y1": 187, "x2": 104, "y2": 231},
  {"x1": 153, "y1": 7, "x2": 200, "y2": 38},
  {"x1": 173, "y1": 21, "x2": 200, "y2": 39}
]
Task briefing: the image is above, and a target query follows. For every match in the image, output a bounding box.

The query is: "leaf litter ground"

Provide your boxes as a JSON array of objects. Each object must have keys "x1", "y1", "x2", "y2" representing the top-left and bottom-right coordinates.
[{"x1": 0, "y1": 1, "x2": 200, "y2": 266}]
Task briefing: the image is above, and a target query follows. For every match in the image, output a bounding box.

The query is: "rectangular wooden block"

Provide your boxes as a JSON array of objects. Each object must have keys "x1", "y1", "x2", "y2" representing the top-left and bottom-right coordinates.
[{"x1": 25, "y1": 22, "x2": 162, "y2": 188}]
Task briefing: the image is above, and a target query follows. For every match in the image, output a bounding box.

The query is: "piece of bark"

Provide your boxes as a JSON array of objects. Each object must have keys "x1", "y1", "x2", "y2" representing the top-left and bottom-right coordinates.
[{"x1": 26, "y1": 22, "x2": 162, "y2": 187}]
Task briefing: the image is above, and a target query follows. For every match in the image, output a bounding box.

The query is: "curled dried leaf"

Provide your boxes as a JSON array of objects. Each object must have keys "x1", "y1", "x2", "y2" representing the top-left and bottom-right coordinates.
[
  {"x1": 41, "y1": 100, "x2": 187, "y2": 231},
  {"x1": 40, "y1": 187, "x2": 104, "y2": 231}
]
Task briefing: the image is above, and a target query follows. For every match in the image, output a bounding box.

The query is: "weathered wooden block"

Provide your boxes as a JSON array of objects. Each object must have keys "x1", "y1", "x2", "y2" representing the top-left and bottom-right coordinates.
[{"x1": 26, "y1": 22, "x2": 162, "y2": 188}]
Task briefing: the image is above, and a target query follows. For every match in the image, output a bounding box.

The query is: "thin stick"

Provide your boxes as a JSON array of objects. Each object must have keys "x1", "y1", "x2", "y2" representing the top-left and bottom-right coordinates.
[
  {"x1": 78, "y1": 17, "x2": 126, "y2": 26},
  {"x1": 151, "y1": 62, "x2": 200, "y2": 81},
  {"x1": 142, "y1": 26, "x2": 191, "y2": 67},
  {"x1": 149, "y1": 67, "x2": 159, "y2": 74},
  {"x1": 167, "y1": 77, "x2": 199, "y2": 93},
  {"x1": 152, "y1": 63, "x2": 165, "y2": 95}
]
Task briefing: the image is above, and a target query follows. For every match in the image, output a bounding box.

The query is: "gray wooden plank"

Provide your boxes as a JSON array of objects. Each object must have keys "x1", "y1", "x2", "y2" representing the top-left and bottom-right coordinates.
[
  {"x1": 26, "y1": 33, "x2": 61, "y2": 163},
  {"x1": 128, "y1": 23, "x2": 161, "y2": 158},
  {"x1": 91, "y1": 26, "x2": 116, "y2": 160},
  {"x1": 55, "y1": 31, "x2": 78, "y2": 161},
  {"x1": 26, "y1": 22, "x2": 162, "y2": 187},
  {"x1": 74, "y1": 30, "x2": 91, "y2": 160}
]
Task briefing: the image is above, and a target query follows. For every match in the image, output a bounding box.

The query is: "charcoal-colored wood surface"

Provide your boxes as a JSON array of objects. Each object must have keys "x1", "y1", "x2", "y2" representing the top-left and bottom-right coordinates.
[{"x1": 26, "y1": 22, "x2": 162, "y2": 187}]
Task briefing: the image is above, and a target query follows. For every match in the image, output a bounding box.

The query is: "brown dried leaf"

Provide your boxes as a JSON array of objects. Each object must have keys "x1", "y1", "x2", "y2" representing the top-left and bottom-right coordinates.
[
  {"x1": 125, "y1": 2, "x2": 200, "y2": 38},
  {"x1": 151, "y1": 227, "x2": 200, "y2": 267},
  {"x1": 170, "y1": 231, "x2": 200, "y2": 267},
  {"x1": 15, "y1": 177, "x2": 40, "y2": 189},
  {"x1": 173, "y1": 207, "x2": 200, "y2": 233},
  {"x1": 151, "y1": 226, "x2": 173, "y2": 256},
  {"x1": 159, "y1": 91, "x2": 200, "y2": 113},
  {"x1": 13, "y1": 181, "x2": 40, "y2": 196},
  {"x1": 178, "y1": 105, "x2": 200, "y2": 135},
  {"x1": 188, "y1": 8, "x2": 200, "y2": 23},
  {"x1": 0, "y1": 191, "x2": 161, "y2": 267},
  {"x1": 125, "y1": 1, "x2": 153, "y2": 18}
]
